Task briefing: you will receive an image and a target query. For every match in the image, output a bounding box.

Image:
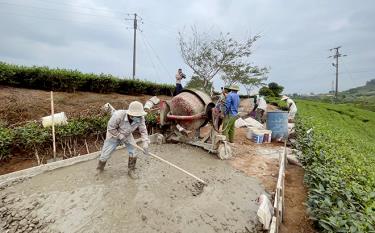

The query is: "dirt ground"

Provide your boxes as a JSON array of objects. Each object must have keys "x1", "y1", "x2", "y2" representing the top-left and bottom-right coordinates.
[
  {"x1": 0, "y1": 144, "x2": 265, "y2": 233},
  {"x1": 0, "y1": 87, "x2": 316, "y2": 232},
  {"x1": 0, "y1": 85, "x2": 170, "y2": 126},
  {"x1": 280, "y1": 165, "x2": 316, "y2": 233}
]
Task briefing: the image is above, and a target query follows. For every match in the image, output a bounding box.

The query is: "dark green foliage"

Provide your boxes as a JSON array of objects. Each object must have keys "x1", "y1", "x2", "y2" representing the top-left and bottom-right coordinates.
[
  {"x1": 265, "y1": 96, "x2": 288, "y2": 111},
  {"x1": 295, "y1": 100, "x2": 375, "y2": 232},
  {"x1": 0, "y1": 113, "x2": 157, "y2": 160},
  {"x1": 0, "y1": 62, "x2": 174, "y2": 96},
  {"x1": 268, "y1": 82, "x2": 284, "y2": 97},
  {"x1": 259, "y1": 86, "x2": 274, "y2": 97},
  {"x1": 185, "y1": 75, "x2": 213, "y2": 93},
  {"x1": 259, "y1": 82, "x2": 284, "y2": 97},
  {"x1": 0, "y1": 126, "x2": 14, "y2": 160},
  {"x1": 14, "y1": 123, "x2": 50, "y2": 150}
]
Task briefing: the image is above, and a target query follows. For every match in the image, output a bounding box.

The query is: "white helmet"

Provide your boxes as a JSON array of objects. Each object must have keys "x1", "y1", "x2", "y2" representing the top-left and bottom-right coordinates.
[{"x1": 127, "y1": 101, "x2": 147, "y2": 116}]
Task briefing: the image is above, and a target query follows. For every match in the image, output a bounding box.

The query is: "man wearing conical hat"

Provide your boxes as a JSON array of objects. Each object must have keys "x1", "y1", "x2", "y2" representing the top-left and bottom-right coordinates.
[{"x1": 223, "y1": 85, "x2": 240, "y2": 143}]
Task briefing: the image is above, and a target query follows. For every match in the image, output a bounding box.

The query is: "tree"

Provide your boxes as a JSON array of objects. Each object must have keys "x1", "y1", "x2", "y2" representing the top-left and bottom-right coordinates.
[
  {"x1": 259, "y1": 86, "x2": 274, "y2": 97},
  {"x1": 268, "y1": 82, "x2": 284, "y2": 97},
  {"x1": 178, "y1": 27, "x2": 260, "y2": 91},
  {"x1": 185, "y1": 75, "x2": 213, "y2": 93}
]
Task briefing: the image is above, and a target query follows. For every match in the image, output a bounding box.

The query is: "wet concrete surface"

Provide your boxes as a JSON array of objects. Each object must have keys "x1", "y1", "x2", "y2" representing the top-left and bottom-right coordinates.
[{"x1": 0, "y1": 143, "x2": 265, "y2": 233}]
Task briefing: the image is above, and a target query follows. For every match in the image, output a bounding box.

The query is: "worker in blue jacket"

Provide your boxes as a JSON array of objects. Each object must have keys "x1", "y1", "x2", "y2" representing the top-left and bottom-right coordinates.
[{"x1": 223, "y1": 85, "x2": 240, "y2": 142}]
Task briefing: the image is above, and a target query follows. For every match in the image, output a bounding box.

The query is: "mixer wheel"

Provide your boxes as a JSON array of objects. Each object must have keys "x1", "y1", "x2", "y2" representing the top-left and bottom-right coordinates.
[{"x1": 217, "y1": 142, "x2": 232, "y2": 160}]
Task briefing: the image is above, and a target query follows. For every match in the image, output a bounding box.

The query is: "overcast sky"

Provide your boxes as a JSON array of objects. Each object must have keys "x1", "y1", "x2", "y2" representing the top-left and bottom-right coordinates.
[{"x1": 0, "y1": 0, "x2": 374, "y2": 94}]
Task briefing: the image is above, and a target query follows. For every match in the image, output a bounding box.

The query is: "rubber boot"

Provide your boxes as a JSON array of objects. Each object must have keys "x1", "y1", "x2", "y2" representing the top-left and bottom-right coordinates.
[
  {"x1": 128, "y1": 157, "x2": 139, "y2": 179},
  {"x1": 96, "y1": 160, "x2": 106, "y2": 172}
]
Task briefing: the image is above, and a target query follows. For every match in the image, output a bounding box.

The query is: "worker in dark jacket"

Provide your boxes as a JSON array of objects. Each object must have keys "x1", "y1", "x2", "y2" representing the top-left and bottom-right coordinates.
[{"x1": 223, "y1": 85, "x2": 240, "y2": 143}]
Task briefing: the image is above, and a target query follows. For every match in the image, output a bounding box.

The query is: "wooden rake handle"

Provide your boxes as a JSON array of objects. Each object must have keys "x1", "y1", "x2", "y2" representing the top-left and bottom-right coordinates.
[{"x1": 131, "y1": 143, "x2": 207, "y2": 185}]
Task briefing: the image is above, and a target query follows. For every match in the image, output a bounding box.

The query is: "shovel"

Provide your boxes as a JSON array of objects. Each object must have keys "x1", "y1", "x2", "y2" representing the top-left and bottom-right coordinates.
[{"x1": 131, "y1": 143, "x2": 207, "y2": 185}]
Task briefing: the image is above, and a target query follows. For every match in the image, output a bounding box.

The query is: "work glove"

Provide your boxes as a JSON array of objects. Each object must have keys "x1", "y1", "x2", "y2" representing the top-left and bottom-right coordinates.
[
  {"x1": 142, "y1": 143, "x2": 150, "y2": 156},
  {"x1": 143, "y1": 147, "x2": 150, "y2": 157}
]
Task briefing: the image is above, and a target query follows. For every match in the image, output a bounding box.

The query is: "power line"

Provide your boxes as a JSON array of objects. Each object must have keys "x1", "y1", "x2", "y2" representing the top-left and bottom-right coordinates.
[
  {"x1": 0, "y1": 10, "x2": 127, "y2": 32},
  {"x1": 140, "y1": 31, "x2": 172, "y2": 80},
  {"x1": 24, "y1": 0, "x2": 128, "y2": 15},
  {"x1": 139, "y1": 32, "x2": 163, "y2": 81},
  {"x1": 0, "y1": 1, "x2": 123, "y2": 19}
]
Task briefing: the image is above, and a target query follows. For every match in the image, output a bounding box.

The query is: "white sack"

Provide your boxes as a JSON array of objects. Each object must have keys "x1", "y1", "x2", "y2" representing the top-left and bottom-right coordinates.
[{"x1": 257, "y1": 194, "x2": 274, "y2": 230}]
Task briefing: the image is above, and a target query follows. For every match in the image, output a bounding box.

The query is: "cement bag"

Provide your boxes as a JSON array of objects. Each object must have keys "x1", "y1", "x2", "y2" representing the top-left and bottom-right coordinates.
[
  {"x1": 144, "y1": 96, "x2": 160, "y2": 110},
  {"x1": 235, "y1": 118, "x2": 248, "y2": 128},
  {"x1": 257, "y1": 194, "x2": 273, "y2": 230},
  {"x1": 41, "y1": 112, "x2": 68, "y2": 128},
  {"x1": 244, "y1": 117, "x2": 264, "y2": 129}
]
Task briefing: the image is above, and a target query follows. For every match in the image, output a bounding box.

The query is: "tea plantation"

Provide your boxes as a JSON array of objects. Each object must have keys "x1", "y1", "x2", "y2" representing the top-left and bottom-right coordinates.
[{"x1": 295, "y1": 100, "x2": 375, "y2": 232}]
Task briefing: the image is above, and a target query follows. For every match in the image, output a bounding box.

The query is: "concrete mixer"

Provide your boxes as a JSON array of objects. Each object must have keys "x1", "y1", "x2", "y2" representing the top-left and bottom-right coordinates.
[{"x1": 159, "y1": 89, "x2": 232, "y2": 159}]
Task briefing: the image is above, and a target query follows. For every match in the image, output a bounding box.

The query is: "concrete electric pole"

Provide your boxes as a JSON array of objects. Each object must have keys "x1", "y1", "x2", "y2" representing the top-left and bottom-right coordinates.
[
  {"x1": 126, "y1": 13, "x2": 141, "y2": 79},
  {"x1": 132, "y1": 13, "x2": 137, "y2": 80},
  {"x1": 329, "y1": 46, "x2": 347, "y2": 98}
]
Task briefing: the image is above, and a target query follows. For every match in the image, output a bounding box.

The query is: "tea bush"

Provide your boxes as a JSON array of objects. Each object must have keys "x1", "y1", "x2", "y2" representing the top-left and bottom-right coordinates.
[
  {"x1": 295, "y1": 100, "x2": 375, "y2": 232},
  {"x1": 0, "y1": 113, "x2": 156, "y2": 160},
  {"x1": 0, "y1": 62, "x2": 174, "y2": 96}
]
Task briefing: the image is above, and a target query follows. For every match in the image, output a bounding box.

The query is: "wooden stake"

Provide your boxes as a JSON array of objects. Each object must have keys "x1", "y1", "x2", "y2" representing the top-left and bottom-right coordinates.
[
  {"x1": 51, "y1": 91, "x2": 56, "y2": 161},
  {"x1": 84, "y1": 139, "x2": 90, "y2": 154},
  {"x1": 131, "y1": 143, "x2": 207, "y2": 185}
]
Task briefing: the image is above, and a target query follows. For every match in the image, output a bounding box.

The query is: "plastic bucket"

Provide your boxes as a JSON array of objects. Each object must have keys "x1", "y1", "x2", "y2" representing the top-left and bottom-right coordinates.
[
  {"x1": 261, "y1": 130, "x2": 272, "y2": 143},
  {"x1": 266, "y1": 111, "x2": 288, "y2": 140},
  {"x1": 246, "y1": 127, "x2": 258, "y2": 140},
  {"x1": 252, "y1": 131, "x2": 264, "y2": 144}
]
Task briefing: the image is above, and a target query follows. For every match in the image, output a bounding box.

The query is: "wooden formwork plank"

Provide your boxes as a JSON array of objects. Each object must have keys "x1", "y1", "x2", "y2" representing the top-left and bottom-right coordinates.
[{"x1": 270, "y1": 216, "x2": 278, "y2": 233}]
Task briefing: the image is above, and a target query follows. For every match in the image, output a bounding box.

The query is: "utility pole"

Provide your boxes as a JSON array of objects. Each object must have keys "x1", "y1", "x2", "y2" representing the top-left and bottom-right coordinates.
[
  {"x1": 126, "y1": 13, "x2": 141, "y2": 79},
  {"x1": 132, "y1": 13, "x2": 137, "y2": 80},
  {"x1": 329, "y1": 46, "x2": 347, "y2": 98}
]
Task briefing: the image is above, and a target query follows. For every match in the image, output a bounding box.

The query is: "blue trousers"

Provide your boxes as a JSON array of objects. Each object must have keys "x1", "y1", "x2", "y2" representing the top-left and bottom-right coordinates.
[{"x1": 98, "y1": 138, "x2": 135, "y2": 162}]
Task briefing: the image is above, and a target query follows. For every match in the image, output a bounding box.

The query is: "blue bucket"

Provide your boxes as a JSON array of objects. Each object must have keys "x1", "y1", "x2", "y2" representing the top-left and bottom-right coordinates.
[{"x1": 266, "y1": 111, "x2": 288, "y2": 140}]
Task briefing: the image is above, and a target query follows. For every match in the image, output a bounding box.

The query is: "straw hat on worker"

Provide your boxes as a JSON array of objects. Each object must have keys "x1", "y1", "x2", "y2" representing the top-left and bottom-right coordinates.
[
  {"x1": 127, "y1": 101, "x2": 147, "y2": 116},
  {"x1": 228, "y1": 85, "x2": 240, "y2": 91},
  {"x1": 281, "y1": 95, "x2": 289, "y2": 101}
]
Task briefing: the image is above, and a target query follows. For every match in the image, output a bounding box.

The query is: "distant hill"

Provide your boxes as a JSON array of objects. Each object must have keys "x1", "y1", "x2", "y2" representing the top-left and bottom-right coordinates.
[
  {"x1": 341, "y1": 79, "x2": 375, "y2": 111},
  {"x1": 343, "y1": 79, "x2": 375, "y2": 96}
]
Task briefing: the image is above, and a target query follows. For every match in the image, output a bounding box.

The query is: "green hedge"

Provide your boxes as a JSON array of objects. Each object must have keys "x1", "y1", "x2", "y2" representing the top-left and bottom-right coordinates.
[
  {"x1": 0, "y1": 115, "x2": 110, "y2": 160},
  {"x1": 0, "y1": 62, "x2": 174, "y2": 96},
  {"x1": 295, "y1": 100, "x2": 375, "y2": 232},
  {"x1": 0, "y1": 112, "x2": 164, "y2": 161}
]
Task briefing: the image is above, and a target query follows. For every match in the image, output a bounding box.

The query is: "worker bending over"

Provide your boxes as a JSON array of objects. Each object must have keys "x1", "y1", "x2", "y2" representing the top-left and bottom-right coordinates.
[
  {"x1": 223, "y1": 85, "x2": 240, "y2": 143},
  {"x1": 252, "y1": 95, "x2": 267, "y2": 123},
  {"x1": 97, "y1": 101, "x2": 150, "y2": 179},
  {"x1": 281, "y1": 95, "x2": 297, "y2": 122}
]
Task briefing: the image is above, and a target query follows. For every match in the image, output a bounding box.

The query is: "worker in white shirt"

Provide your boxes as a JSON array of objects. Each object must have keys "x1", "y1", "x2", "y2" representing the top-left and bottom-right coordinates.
[
  {"x1": 254, "y1": 95, "x2": 267, "y2": 123},
  {"x1": 281, "y1": 95, "x2": 297, "y2": 122},
  {"x1": 97, "y1": 101, "x2": 150, "y2": 179}
]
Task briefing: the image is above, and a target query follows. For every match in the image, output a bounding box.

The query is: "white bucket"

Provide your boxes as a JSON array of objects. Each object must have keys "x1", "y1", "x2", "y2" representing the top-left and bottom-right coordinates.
[
  {"x1": 246, "y1": 127, "x2": 258, "y2": 140},
  {"x1": 41, "y1": 112, "x2": 68, "y2": 128},
  {"x1": 252, "y1": 131, "x2": 265, "y2": 144}
]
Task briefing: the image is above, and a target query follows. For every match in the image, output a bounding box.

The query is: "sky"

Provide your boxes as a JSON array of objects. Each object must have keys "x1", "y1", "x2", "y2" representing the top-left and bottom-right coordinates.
[{"x1": 0, "y1": 0, "x2": 374, "y2": 94}]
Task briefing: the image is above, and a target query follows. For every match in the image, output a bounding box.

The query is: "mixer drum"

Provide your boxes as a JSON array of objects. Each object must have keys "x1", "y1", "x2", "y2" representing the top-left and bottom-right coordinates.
[{"x1": 169, "y1": 89, "x2": 213, "y2": 130}]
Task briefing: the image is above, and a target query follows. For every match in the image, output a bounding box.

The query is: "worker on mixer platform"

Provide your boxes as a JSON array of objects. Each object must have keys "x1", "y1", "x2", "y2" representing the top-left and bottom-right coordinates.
[
  {"x1": 223, "y1": 85, "x2": 240, "y2": 143},
  {"x1": 175, "y1": 68, "x2": 186, "y2": 95},
  {"x1": 96, "y1": 101, "x2": 150, "y2": 179}
]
